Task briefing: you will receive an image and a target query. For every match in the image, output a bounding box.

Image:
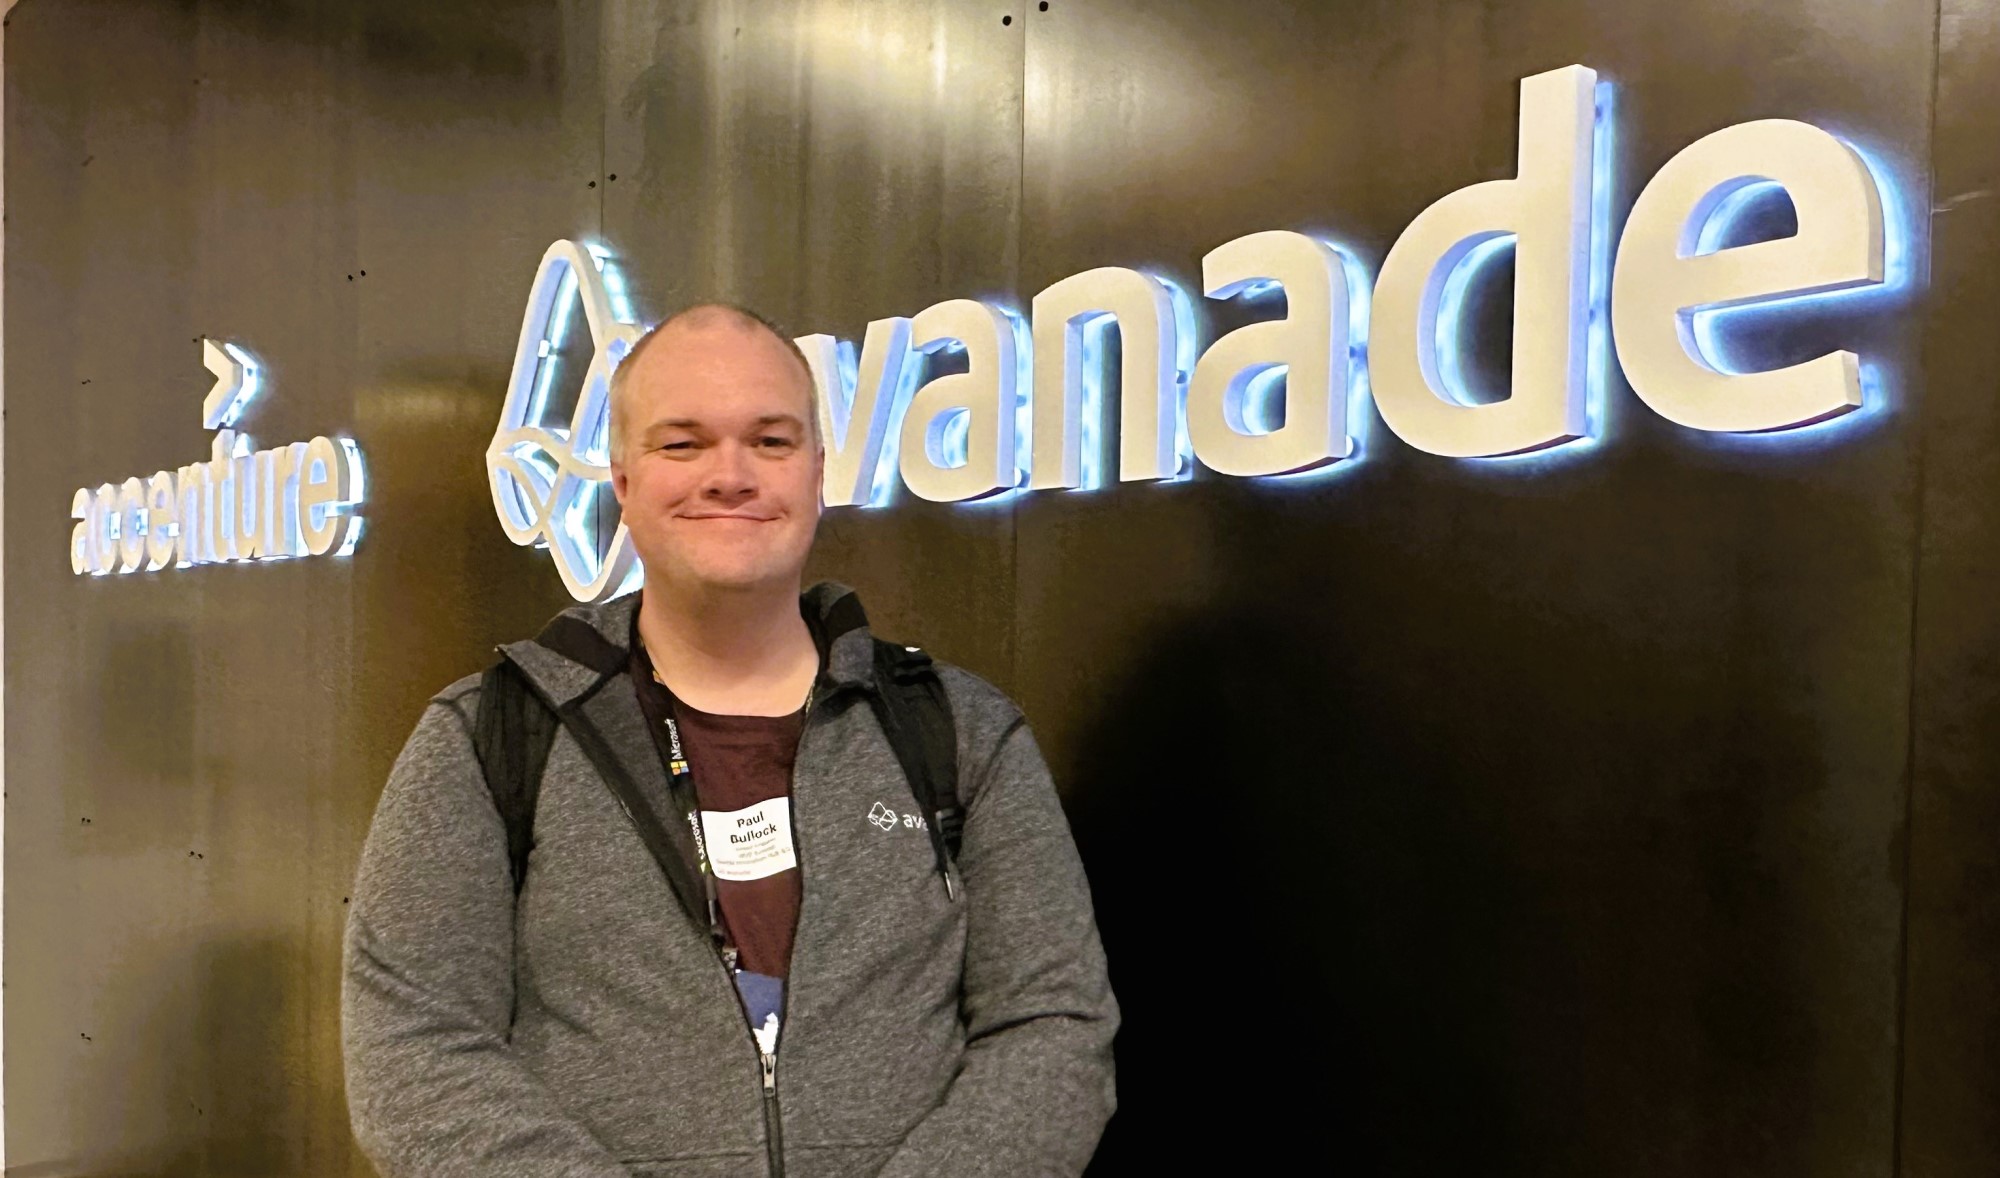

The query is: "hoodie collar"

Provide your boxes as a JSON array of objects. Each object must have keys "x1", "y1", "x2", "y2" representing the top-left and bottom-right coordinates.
[{"x1": 500, "y1": 581, "x2": 878, "y2": 710}]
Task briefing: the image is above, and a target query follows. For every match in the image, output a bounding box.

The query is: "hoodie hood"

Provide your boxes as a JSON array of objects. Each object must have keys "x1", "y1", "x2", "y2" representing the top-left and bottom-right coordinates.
[{"x1": 498, "y1": 581, "x2": 879, "y2": 710}]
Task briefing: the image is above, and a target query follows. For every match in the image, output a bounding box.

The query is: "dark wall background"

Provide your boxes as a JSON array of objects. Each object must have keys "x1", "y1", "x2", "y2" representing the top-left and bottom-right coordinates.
[{"x1": 4, "y1": 0, "x2": 1995, "y2": 1174}]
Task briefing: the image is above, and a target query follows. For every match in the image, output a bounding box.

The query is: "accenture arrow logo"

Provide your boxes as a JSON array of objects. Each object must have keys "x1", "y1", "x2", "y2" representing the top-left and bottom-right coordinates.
[
  {"x1": 202, "y1": 337, "x2": 261, "y2": 430},
  {"x1": 487, "y1": 240, "x2": 645, "y2": 602}
]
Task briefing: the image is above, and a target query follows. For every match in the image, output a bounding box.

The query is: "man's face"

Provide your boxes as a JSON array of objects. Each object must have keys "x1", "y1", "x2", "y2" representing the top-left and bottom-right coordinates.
[{"x1": 610, "y1": 320, "x2": 824, "y2": 596}]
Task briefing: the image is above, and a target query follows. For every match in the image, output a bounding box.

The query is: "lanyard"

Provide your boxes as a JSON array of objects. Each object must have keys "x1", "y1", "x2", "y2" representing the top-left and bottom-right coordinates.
[{"x1": 655, "y1": 707, "x2": 726, "y2": 948}]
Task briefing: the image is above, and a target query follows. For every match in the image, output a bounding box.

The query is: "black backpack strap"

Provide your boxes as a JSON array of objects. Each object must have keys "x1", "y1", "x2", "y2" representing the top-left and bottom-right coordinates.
[
  {"x1": 552, "y1": 693, "x2": 716, "y2": 940},
  {"x1": 869, "y1": 639, "x2": 963, "y2": 899},
  {"x1": 467, "y1": 612, "x2": 620, "y2": 898},
  {"x1": 476, "y1": 617, "x2": 712, "y2": 936},
  {"x1": 535, "y1": 614, "x2": 628, "y2": 679},
  {"x1": 520, "y1": 612, "x2": 715, "y2": 928},
  {"x1": 471, "y1": 659, "x2": 562, "y2": 896}
]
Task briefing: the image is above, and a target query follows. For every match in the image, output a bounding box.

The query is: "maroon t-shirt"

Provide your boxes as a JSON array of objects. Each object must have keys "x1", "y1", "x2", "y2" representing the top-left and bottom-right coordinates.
[
  {"x1": 670, "y1": 700, "x2": 804, "y2": 979},
  {"x1": 629, "y1": 634, "x2": 806, "y2": 986}
]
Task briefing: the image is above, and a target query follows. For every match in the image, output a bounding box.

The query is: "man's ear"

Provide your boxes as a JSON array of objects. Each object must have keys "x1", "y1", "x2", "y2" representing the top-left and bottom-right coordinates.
[{"x1": 611, "y1": 456, "x2": 629, "y2": 506}]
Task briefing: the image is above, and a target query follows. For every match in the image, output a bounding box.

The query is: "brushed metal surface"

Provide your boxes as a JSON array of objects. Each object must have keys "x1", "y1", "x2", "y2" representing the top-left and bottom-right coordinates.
[
  {"x1": 1903, "y1": 0, "x2": 2000, "y2": 1173},
  {"x1": 3, "y1": 0, "x2": 1985, "y2": 1174}
]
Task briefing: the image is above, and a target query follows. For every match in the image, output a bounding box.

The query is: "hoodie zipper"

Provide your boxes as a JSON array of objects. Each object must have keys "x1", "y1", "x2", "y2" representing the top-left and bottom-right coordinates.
[
  {"x1": 760, "y1": 1050, "x2": 785, "y2": 1175},
  {"x1": 655, "y1": 654, "x2": 827, "y2": 1178},
  {"x1": 756, "y1": 680, "x2": 822, "y2": 1178},
  {"x1": 705, "y1": 900, "x2": 788, "y2": 1178},
  {"x1": 737, "y1": 679, "x2": 822, "y2": 1178},
  {"x1": 710, "y1": 927, "x2": 787, "y2": 1178}
]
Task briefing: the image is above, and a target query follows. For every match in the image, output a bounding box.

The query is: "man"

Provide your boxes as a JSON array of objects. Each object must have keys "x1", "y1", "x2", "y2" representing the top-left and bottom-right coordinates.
[{"x1": 341, "y1": 304, "x2": 1118, "y2": 1177}]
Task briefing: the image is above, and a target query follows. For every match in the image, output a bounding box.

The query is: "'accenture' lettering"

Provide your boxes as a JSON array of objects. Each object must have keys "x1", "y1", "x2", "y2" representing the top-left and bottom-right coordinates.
[{"x1": 69, "y1": 339, "x2": 367, "y2": 577}]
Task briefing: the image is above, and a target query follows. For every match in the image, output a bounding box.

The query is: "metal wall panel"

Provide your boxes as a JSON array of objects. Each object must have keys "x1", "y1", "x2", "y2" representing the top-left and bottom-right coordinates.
[
  {"x1": 4, "y1": 0, "x2": 1990, "y2": 1174},
  {"x1": 1013, "y1": 3, "x2": 1935, "y2": 1173},
  {"x1": 597, "y1": 0, "x2": 1028, "y2": 676},
  {"x1": 1904, "y1": 0, "x2": 2000, "y2": 1173},
  {"x1": 5, "y1": 1, "x2": 594, "y2": 1173}
]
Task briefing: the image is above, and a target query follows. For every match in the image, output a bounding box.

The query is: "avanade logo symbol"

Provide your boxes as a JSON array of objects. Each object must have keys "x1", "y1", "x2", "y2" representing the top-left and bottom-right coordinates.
[
  {"x1": 490, "y1": 64, "x2": 1910, "y2": 602},
  {"x1": 488, "y1": 239, "x2": 644, "y2": 602},
  {"x1": 70, "y1": 339, "x2": 367, "y2": 577}
]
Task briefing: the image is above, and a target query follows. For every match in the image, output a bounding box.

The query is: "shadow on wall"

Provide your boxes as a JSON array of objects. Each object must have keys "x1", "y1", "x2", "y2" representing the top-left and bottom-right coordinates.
[
  {"x1": 1063, "y1": 512, "x2": 1836, "y2": 1174},
  {"x1": 1065, "y1": 603, "x2": 1515, "y2": 1174}
]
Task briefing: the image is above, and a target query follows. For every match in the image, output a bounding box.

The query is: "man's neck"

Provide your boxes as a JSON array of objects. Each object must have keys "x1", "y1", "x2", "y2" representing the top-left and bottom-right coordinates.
[{"x1": 636, "y1": 578, "x2": 819, "y2": 717}]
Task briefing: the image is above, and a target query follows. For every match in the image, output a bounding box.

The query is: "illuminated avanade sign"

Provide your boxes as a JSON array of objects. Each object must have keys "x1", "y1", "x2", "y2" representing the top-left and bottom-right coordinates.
[
  {"x1": 490, "y1": 63, "x2": 1907, "y2": 601},
  {"x1": 69, "y1": 338, "x2": 367, "y2": 577}
]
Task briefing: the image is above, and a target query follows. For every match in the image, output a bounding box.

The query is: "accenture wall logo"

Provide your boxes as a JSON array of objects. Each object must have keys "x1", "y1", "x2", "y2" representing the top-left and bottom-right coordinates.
[
  {"x1": 69, "y1": 339, "x2": 367, "y2": 577},
  {"x1": 490, "y1": 64, "x2": 1913, "y2": 603}
]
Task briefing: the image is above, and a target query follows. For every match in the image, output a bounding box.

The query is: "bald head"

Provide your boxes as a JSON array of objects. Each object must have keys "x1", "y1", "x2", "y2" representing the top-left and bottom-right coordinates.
[{"x1": 607, "y1": 303, "x2": 820, "y2": 464}]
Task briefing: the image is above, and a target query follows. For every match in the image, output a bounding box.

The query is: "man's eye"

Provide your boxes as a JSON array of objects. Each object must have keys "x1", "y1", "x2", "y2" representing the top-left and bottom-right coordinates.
[
  {"x1": 660, "y1": 441, "x2": 693, "y2": 452},
  {"x1": 759, "y1": 437, "x2": 795, "y2": 449}
]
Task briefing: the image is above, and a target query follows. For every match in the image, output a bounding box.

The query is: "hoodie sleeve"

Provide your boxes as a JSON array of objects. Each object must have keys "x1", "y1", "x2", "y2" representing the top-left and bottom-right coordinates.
[
  {"x1": 341, "y1": 696, "x2": 632, "y2": 1178},
  {"x1": 873, "y1": 714, "x2": 1120, "y2": 1178}
]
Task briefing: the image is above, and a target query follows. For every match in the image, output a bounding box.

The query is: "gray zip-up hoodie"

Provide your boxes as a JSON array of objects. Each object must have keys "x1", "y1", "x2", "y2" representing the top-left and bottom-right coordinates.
[{"x1": 341, "y1": 584, "x2": 1118, "y2": 1177}]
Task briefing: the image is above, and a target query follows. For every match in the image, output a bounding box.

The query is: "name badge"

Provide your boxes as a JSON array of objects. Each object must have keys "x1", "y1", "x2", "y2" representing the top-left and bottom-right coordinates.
[{"x1": 698, "y1": 798, "x2": 798, "y2": 882}]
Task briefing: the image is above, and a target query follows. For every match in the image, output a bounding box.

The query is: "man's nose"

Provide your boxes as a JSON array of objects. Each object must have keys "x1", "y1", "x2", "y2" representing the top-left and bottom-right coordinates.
[{"x1": 699, "y1": 442, "x2": 758, "y2": 503}]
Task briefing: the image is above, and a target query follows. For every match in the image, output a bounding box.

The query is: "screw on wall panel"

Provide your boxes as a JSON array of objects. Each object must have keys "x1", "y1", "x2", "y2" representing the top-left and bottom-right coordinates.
[
  {"x1": 80, "y1": 817, "x2": 91, "y2": 825},
  {"x1": 342, "y1": 897, "x2": 350, "y2": 904},
  {"x1": 346, "y1": 274, "x2": 354, "y2": 281},
  {"x1": 1040, "y1": 1, "x2": 1048, "y2": 9},
  {"x1": 587, "y1": 180, "x2": 597, "y2": 188},
  {"x1": 609, "y1": 174, "x2": 618, "y2": 181},
  {"x1": 1002, "y1": 14, "x2": 1012, "y2": 25},
  {"x1": 79, "y1": 1032, "x2": 91, "y2": 1041}
]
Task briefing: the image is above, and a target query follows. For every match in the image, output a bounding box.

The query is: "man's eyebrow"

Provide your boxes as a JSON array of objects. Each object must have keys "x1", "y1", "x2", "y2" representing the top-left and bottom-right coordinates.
[
  {"x1": 636, "y1": 418, "x2": 708, "y2": 446},
  {"x1": 637, "y1": 415, "x2": 804, "y2": 440},
  {"x1": 636, "y1": 418, "x2": 704, "y2": 442}
]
